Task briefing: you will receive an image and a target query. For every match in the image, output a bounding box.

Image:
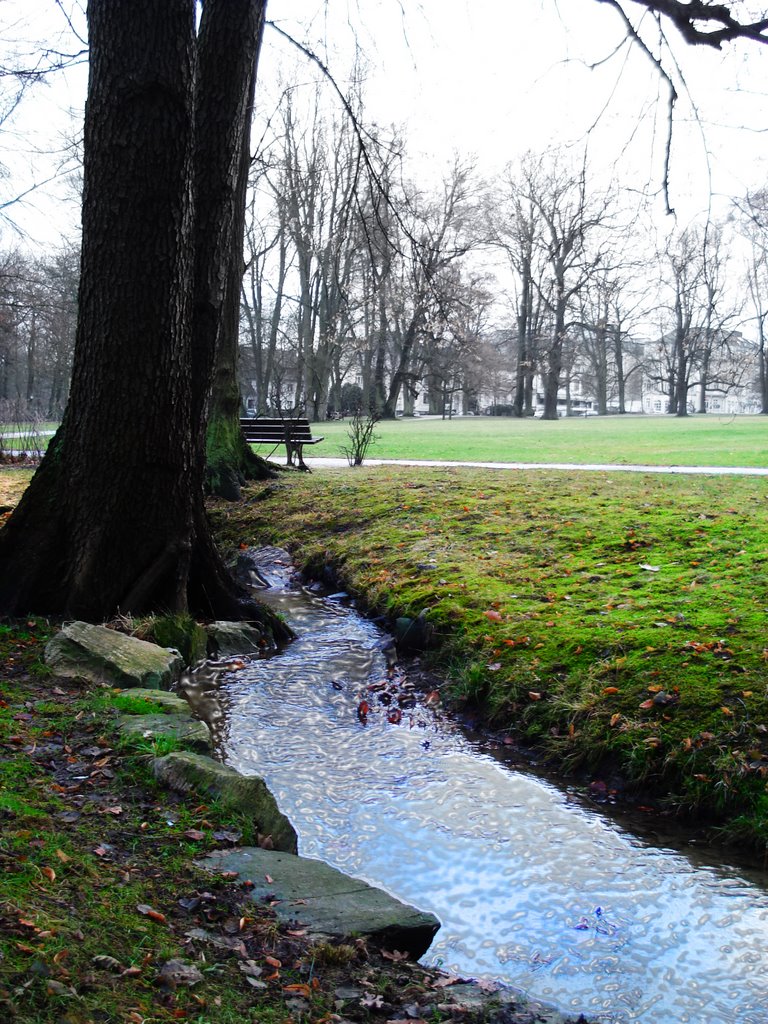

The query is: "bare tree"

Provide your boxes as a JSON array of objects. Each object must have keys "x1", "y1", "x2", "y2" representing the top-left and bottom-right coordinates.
[
  {"x1": 0, "y1": 4, "x2": 87, "y2": 233},
  {"x1": 735, "y1": 187, "x2": 768, "y2": 413},
  {"x1": 594, "y1": 1, "x2": 768, "y2": 48},
  {"x1": 647, "y1": 225, "x2": 744, "y2": 415},
  {"x1": 274, "y1": 86, "x2": 364, "y2": 421},
  {"x1": 573, "y1": 234, "x2": 647, "y2": 415},
  {"x1": 0, "y1": 244, "x2": 77, "y2": 415},
  {"x1": 379, "y1": 157, "x2": 481, "y2": 418},
  {"x1": 695, "y1": 222, "x2": 743, "y2": 412},
  {"x1": 490, "y1": 167, "x2": 549, "y2": 417},
  {"x1": 417, "y1": 267, "x2": 492, "y2": 417},
  {"x1": 516, "y1": 152, "x2": 613, "y2": 419},
  {"x1": 240, "y1": 157, "x2": 292, "y2": 416}
]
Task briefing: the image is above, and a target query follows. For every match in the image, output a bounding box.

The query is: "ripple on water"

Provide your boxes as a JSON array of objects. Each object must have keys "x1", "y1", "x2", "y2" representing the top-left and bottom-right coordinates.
[{"x1": 218, "y1": 570, "x2": 768, "y2": 1024}]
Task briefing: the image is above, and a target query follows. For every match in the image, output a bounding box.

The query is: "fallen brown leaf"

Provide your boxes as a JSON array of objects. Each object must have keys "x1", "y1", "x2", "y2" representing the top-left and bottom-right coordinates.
[{"x1": 136, "y1": 904, "x2": 166, "y2": 924}]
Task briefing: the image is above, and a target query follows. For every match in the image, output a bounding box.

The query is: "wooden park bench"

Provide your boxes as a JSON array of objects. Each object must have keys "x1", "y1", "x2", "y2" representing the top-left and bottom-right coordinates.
[{"x1": 240, "y1": 416, "x2": 324, "y2": 470}]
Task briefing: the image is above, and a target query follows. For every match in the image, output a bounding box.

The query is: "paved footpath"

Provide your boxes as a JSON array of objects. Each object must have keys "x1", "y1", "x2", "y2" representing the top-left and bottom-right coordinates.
[
  {"x1": 304, "y1": 457, "x2": 768, "y2": 476},
  {"x1": 0, "y1": 430, "x2": 56, "y2": 440}
]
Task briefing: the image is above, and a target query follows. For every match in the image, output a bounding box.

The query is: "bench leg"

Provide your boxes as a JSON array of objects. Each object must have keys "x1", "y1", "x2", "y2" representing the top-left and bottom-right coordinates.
[{"x1": 285, "y1": 441, "x2": 310, "y2": 470}]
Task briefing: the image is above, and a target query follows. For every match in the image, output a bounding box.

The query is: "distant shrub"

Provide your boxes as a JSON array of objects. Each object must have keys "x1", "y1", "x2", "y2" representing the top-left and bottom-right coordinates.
[{"x1": 484, "y1": 404, "x2": 517, "y2": 417}]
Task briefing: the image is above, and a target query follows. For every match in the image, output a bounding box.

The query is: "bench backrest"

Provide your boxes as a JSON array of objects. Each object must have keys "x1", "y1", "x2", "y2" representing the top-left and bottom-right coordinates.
[{"x1": 240, "y1": 417, "x2": 315, "y2": 441}]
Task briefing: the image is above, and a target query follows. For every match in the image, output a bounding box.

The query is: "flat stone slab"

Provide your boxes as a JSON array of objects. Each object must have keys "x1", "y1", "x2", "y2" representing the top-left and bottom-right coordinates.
[
  {"x1": 153, "y1": 752, "x2": 297, "y2": 853},
  {"x1": 118, "y1": 712, "x2": 211, "y2": 752},
  {"x1": 45, "y1": 622, "x2": 183, "y2": 690},
  {"x1": 196, "y1": 847, "x2": 440, "y2": 958}
]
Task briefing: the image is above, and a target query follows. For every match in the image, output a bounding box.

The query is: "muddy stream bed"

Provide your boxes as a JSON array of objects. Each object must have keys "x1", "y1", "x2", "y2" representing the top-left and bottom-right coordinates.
[{"x1": 195, "y1": 549, "x2": 768, "y2": 1024}]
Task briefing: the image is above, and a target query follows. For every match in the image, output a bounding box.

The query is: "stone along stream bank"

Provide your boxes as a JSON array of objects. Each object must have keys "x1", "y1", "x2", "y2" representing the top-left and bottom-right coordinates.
[{"x1": 180, "y1": 547, "x2": 768, "y2": 1024}]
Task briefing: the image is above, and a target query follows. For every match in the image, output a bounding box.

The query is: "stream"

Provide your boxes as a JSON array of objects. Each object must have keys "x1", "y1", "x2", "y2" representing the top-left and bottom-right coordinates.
[{"x1": 205, "y1": 549, "x2": 768, "y2": 1024}]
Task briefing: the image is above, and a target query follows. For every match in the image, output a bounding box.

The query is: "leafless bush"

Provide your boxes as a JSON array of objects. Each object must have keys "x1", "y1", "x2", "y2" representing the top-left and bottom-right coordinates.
[{"x1": 340, "y1": 409, "x2": 380, "y2": 466}]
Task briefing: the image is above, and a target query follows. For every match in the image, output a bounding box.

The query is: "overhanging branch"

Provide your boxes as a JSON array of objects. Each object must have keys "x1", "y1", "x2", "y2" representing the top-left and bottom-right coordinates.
[{"x1": 594, "y1": 0, "x2": 768, "y2": 48}]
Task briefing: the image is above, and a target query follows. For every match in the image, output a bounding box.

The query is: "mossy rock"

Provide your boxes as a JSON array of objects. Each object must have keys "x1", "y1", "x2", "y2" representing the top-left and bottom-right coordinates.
[
  {"x1": 45, "y1": 622, "x2": 183, "y2": 689},
  {"x1": 117, "y1": 688, "x2": 191, "y2": 714},
  {"x1": 152, "y1": 615, "x2": 208, "y2": 667},
  {"x1": 153, "y1": 751, "x2": 297, "y2": 853},
  {"x1": 206, "y1": 620, "x2": 267, "y2": 658},
  {"x1": 118, "y1": 713, "x2": 211, "y2": 752}
]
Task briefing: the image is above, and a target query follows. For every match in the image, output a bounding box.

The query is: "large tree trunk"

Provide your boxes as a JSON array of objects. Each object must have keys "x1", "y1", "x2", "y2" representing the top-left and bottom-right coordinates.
[
  {"x1": 542, "y1": 294, "x2": 566, "y2": 420},
  {"x1": 199, "y1": 0, "x2": 275, "y2": 500},
  {"x1": 758, "y1": 322, "x2": 768, "y2": 414},
  {"x1": 614, "y1": 325, "x2": 627, "y2": 414},
  {"x1": 0, "y1": 0, "x2": 198, "y2": 618},
  {"x1": 0, "y1": 0, "x2": 286, "y2": 636}
]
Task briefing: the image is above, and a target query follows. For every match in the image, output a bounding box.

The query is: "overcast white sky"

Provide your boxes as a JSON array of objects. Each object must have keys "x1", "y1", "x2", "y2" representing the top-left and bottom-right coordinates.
[
  {"x1": 2, "y1": 0, "x2": 767, "y2": 244},
  {"x1": 263, "y1": 1, "x2": 768, "y2": 219}
]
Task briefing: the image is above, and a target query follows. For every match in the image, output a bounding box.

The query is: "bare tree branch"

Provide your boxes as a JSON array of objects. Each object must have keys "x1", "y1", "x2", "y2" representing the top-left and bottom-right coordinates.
[{"x1": 594, "y1": 0, "x2": 768, "y2": 48}]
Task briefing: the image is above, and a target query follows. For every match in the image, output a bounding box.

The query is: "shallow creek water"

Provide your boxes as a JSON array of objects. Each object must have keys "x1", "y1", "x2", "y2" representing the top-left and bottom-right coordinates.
[{"x1": 209, "y1": 551, "x2": 768, "y2": 1024}]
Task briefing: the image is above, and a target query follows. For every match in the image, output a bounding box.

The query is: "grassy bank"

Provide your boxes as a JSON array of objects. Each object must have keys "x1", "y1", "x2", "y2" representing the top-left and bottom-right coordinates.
[
  {"x1": 301, "y1": 414, "x2": 768, "y2": 467},
  {"x1": 212, "y1": 465, "x2": 768, "y2": 847}
]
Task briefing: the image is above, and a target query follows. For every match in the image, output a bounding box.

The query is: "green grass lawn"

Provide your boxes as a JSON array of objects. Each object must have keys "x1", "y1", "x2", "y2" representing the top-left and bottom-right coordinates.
[
  {"x1": 308, "y1": 414, "x2": 768, "y2": 467},
  {"x1": 0, "y1": 422, "x2": 58, "y2": 436},
  {"x1": 212, "y1": 465, "x2": 768, "y2": 846},
  {"x1": 3, "y1": 414, "x2": 767, "y2": 467}
]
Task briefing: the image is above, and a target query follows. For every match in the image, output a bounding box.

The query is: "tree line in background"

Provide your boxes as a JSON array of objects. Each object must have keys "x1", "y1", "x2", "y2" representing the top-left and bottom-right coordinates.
[
  {"x1": 238, "y1": 79, "x2": 768, "y2": 421},
  {"x1": 3, "y1": 76, "x2": 768, "y2": 429},
  {"x1": 0, "y1": 244, "x2": 78, "y2": 422}
]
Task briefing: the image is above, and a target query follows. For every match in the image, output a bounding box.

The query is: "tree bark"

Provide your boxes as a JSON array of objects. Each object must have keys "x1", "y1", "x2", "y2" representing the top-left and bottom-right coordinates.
[
  {"x1": 198, "y1": 0, "x2": 275, "y2": 499},
  {"x1": 0, "y1": 0, "x2": 199, "y2": 617},
  {"x1": 0, "y1": 0, "x2": 286, "y2": 636}
]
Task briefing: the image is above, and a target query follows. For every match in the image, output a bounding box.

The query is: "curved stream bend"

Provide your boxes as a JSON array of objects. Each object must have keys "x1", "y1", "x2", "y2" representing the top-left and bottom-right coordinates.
[{"x1": 208, "y1": 549, "x2": 768, "y2": 1024}]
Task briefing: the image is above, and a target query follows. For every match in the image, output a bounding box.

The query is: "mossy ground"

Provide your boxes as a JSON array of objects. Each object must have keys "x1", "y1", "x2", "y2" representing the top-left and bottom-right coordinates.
[{"x1": 210, "y1": 465, "x2": 768, "y2": 849}]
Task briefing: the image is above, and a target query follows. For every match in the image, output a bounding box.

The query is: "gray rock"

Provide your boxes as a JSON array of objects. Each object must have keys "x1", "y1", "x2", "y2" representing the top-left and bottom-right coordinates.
[
  {"x1": 45, "y1": 622, "x2": 183, "y2": 689},
  {"x1": 206, "y1": 621, "x2": 266, "y2": 658},
  {"x1": 334, "y1": 986, "x2": 364, "y2": 1001},
  {"x1": 153, "y1": 752, "x2": 297, "y2": 853},
  {"x1": 433, "y1": 983, "x2": 578, "y2": 1024},
  {"x1": 394, "y1": 613, "x2": 430, "y2": 653},
  {"x1": 157, "y1": 960, "x2": 203, "y2": 988},
  {"x1": 122, "y1": 689, "x2": 191, "y2": 714},
  {"x1": 196, "y1": 848, "x2": 439, "y2": 958},
  {"x1": 117, "y1": 713, "x2": 211, "y2": 752}
]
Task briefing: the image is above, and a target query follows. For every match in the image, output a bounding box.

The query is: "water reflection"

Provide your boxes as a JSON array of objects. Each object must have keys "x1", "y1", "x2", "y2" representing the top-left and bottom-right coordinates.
[{"x1": 215, "y1": 552, "x2": 768, "y2": 1024}]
